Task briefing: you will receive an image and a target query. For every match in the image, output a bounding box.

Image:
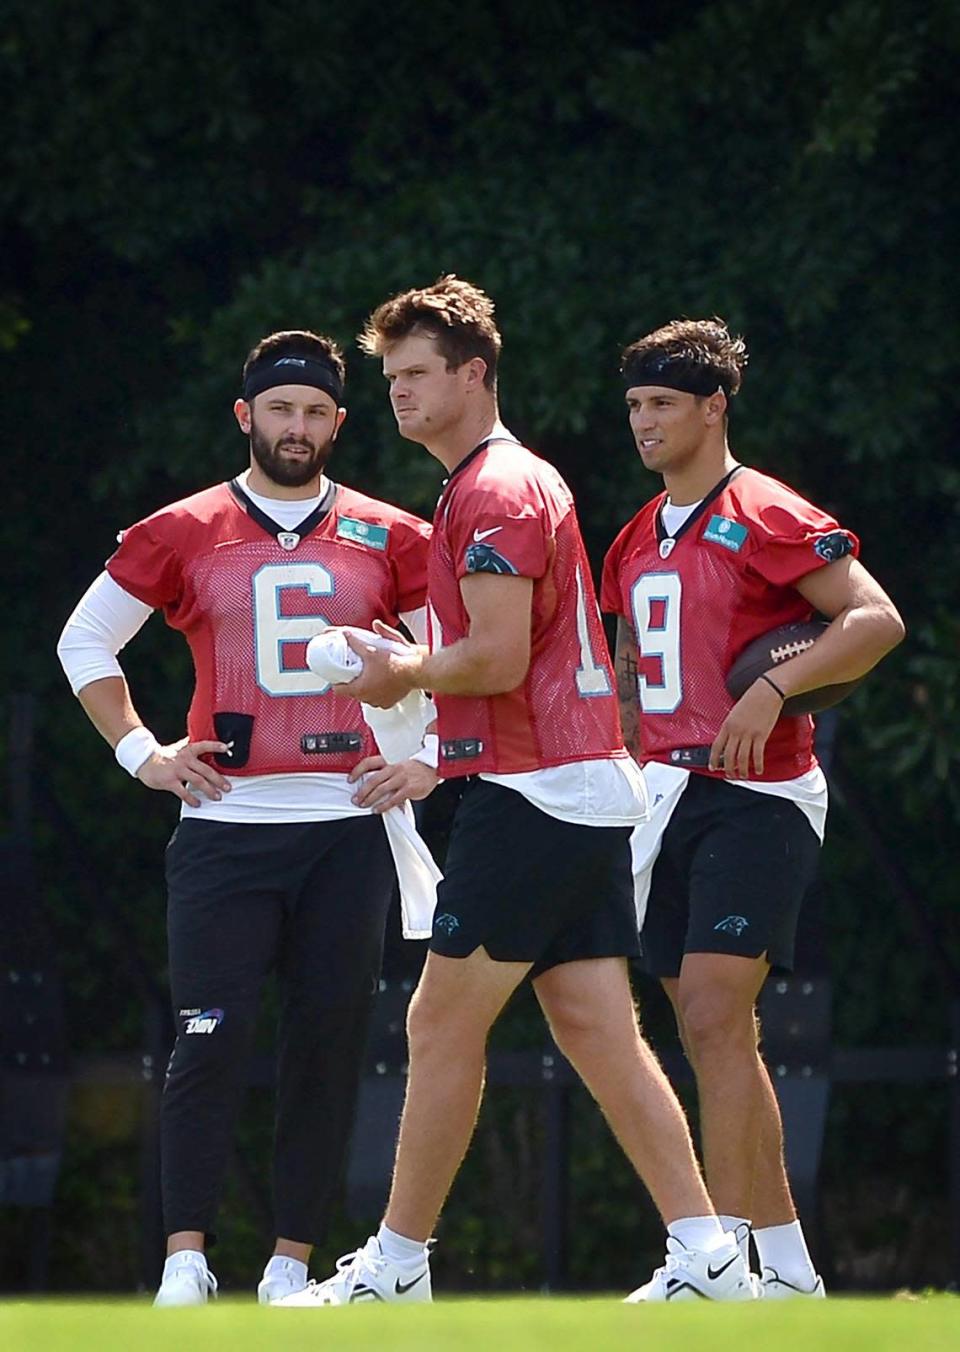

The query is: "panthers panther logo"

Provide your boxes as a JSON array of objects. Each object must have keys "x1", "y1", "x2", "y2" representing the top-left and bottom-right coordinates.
[{"x1": 714, "y1": 915, "x2": 750, "y2": 936}]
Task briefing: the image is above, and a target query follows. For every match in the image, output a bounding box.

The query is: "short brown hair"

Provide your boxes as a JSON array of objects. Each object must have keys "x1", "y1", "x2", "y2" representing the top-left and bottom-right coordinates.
[
  {"x1": 621, "y1": 317, "x2": 748, "y2": 398},
  {"x1": 242, "y1": 330, "x2": 345, "y2": 387},
  {"x1": 358, "y1": 275, "x2": 501, "y2": 391}
]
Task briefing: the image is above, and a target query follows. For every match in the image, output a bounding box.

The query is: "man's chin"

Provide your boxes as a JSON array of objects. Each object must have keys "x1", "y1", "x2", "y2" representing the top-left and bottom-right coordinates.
[
  {"x1": 254, "y1": 449, "x2": 332, "y2": 487},
  {"x1": 394, "y1": 417, "x2": 429, "y2": 445}
]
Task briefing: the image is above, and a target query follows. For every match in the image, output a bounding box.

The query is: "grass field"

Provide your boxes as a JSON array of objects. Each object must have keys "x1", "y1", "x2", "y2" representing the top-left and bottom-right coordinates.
[{"x1": 1, "y1": 1295, "x2": 958, "y2": 1352}]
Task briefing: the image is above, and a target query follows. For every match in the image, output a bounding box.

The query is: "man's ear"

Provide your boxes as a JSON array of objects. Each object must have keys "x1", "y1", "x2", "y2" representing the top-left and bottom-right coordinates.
[
  {"x1": 234, "y1": 397, "x2": 252, "y2": 434},
  {"x1": 332, "y1": 407, "x2": 347, "y2": 441},
  {"x1": 703, "y1": 389, "x2": 727, "y2": 425},
  {"x1": 463, "y1": 356, "x2": 488, "y2": 392}
]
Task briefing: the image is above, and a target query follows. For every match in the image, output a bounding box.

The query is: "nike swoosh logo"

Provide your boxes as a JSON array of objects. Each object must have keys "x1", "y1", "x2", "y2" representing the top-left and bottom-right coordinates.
[
  {"x1": 394, "y1": 1271, "x2": 427, "y2": 1295},
  {"x1": 473, "y1": 526, "x2": 503, "y2": 541},
  {"x1": 706, "y1": 1253, "x2": 740, "y2": 1281}
]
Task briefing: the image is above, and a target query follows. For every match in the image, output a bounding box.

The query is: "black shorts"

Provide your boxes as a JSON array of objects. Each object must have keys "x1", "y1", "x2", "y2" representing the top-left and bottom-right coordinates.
[
  {"x1": 429, "y1": 777, "x2": 639, "y2": 976},
  {"x1": 642, "y1": 774, "x2": 821, "y2": 978}
]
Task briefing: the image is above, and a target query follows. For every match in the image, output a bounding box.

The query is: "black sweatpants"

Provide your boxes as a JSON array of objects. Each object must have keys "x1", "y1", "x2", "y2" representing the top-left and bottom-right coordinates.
[{"x1": 162, "y1": 814, "x2": 394, "y2": 1244}]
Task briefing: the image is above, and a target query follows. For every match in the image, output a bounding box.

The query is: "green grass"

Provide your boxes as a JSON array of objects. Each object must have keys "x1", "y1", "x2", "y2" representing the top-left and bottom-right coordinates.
[{"x1": 1, "y1": 1295, "x2": 958, "y2": 1352}]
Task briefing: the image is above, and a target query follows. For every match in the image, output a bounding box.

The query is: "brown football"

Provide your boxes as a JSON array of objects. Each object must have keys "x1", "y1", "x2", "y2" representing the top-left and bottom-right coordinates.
[{"x1": 725, "y1": 619, "x2": 866, "y2": 715}]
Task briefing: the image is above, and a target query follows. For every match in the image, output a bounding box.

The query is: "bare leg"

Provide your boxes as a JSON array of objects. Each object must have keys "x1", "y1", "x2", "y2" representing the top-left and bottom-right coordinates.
[
  {"x1": 534, "y1": 957, "x2": 713, "y2": 1223},
  {"x1": 663, "y1": 953, "x2": 794, "y2": 1224},
  {"x1": 383, "y1": 948, "x2": 530, "y2": 1242},
  {"x1": 167, "y1": 1230, "x2": 204, "y2": 1256},
  {"x1": 274, "y1": 1239, "x2": 312, "y2": 1262},
  {"x1": 749, "y1": 1067, "x2": 796, "y2": 1228}
]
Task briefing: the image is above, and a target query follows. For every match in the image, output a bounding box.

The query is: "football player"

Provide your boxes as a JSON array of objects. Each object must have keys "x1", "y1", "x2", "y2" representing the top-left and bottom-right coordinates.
[
  {"x1": 278, "y1": 279, "x2": 755, "y2": 1307},
  {"x1": 601, "y1": 318, "x2": 904, "y2": 1297},
  {"x1": 57, "y1": 331, "x2": 436, "y2": 1305}
]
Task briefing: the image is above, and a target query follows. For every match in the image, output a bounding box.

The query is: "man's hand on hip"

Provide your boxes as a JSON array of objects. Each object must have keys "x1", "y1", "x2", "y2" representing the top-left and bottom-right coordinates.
[
  {"x1": 137, "y1": 738, "x2": 232, "y2": 807},
  {"x1": 349, "y1": 755, "x2": 439, "y2": 814}
]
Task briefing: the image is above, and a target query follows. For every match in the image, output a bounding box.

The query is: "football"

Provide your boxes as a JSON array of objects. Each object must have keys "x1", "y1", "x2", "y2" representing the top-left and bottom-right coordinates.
[{"x1": 725, "y1": 619, "x2": 866, "y2": 716}]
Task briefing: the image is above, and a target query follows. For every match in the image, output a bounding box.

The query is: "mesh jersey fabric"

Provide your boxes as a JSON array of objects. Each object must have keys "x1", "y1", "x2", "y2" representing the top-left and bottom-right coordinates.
[
  {"x1": 600, "y1": 466, "x2": 859, "y2": 782},
  {"x1": 106, "y1": 480, "x2": 431, "y2": 776},
  {"x1": 428, "y1": 438, "x2": 624, "y2": 777}
]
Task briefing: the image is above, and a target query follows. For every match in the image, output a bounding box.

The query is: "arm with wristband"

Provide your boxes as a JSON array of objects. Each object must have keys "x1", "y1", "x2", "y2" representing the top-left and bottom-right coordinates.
[{"x1": 56, "y1": 571, "x2": 232, "y2": 807}]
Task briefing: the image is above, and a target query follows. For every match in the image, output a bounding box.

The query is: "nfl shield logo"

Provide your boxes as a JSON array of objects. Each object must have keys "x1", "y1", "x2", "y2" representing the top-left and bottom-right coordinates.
[
  {"x1": 277, "y1": 532, "x2": 300, "y2": 551},
  {"x1": 659, "y1": 538, "x2": 676, "y2": 560}
]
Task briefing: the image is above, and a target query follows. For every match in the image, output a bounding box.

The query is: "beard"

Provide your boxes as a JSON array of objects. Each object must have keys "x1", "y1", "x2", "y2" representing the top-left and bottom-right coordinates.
[{"x1": 249, "y1": 421, "x2": 335, "y2": 488}]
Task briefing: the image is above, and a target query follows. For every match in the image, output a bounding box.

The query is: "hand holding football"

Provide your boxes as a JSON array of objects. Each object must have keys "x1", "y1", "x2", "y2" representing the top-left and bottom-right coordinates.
[{"x1": 725, "y1": 620, "x2": 866, "y2": 716}]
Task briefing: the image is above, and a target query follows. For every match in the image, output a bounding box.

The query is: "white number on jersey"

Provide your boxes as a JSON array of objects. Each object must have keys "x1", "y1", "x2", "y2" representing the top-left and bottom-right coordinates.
[
  {"x1": 574, "y1": 564, "x2": 612, "y2": 697},
  {"x1": 630, "y1": 572, "x2": 682, "y2": 713},
  {"x1": 253, "y1": 563, "x2": 335, "y2": 696}
]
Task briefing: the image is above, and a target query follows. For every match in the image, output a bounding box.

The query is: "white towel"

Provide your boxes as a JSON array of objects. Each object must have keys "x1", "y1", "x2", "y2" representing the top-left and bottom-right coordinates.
[
  {"x1": 629, "y1": 762, "x2": 691, "y2": 931},
  {"x1": 306, "y1": 627, "x2": 440, "y2": 939}
]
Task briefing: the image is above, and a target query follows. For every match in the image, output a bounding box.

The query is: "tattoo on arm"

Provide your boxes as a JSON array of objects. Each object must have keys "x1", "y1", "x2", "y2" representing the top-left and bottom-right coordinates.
[{"x1": 615, "y1": 616, "x2": 641, "y2": 758}]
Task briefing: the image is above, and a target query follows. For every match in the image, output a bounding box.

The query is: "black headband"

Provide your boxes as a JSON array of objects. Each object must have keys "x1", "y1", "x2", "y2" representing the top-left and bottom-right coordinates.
[
  {"x1": 622, "y1": 353, "x2": 729, "y2": 398},
  {"x1": 243, "y1": 355, "x2": 344, "y2": 405}
]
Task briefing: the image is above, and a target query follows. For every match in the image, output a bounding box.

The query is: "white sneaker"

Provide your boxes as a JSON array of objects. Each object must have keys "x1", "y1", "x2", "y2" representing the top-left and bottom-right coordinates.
[
  {"x1": 153, "y1": 1251, "x2": 218, "y2": 1307},
  {"x1": 625, "y1": 1236, "x2": 757, "y2": 1302},
  {"x1": 272, "y1": 1235, "x2": 431, "y2": 1306},
  {"x1": 257, "y1": 1257, "x2": 310, "y2": 1305},
  {"x1": 760, "y1": 1266, "x2": 826, "y2": 1298}
]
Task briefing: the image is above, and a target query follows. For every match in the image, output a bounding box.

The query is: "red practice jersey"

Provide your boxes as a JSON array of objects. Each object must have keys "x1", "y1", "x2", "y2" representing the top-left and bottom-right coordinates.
[
  {"x1": 601, "y1": 466, "x2": 859, "y2": 781},
  {"x1": 428, "y1": 436, "x2": 624, "y2": 778},
  {"x1": 107, "y1": 479, "x2": 431, "y2": 775}
]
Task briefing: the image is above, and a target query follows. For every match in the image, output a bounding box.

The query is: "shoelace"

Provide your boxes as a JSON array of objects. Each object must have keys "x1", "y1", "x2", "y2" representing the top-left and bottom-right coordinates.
[
  {"x1": 166, "y1": 1259, "x2": 217, "y2": 1296},
  {"x1": 335, "y1": 1243, "x2": 389, "y2": 1298},
  {"x1": 298, "y1": 1242, "x2": 387, "y2": 1302}
]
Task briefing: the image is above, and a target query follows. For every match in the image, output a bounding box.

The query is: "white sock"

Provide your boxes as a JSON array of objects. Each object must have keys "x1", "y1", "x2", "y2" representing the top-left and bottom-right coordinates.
[
  {"x1": 753, "y1": 1219, "x2": 818, "y2": 1288},
  {"x1": 163, "y1": 1249, "x2": 206, "y2": 1273},
  {"x1": 667, "y1": 1215, "x2": 726, "y2": 1254},
  {"x1": 377, "y1": 1223, "x2": 428, "y2": 1267},
  {"x1": 263, "y1": 1255, "x2": 308, "y2": 1285},
  {"x1": 718, "y1": 1215, "x2": 752, "y2": 1264}
]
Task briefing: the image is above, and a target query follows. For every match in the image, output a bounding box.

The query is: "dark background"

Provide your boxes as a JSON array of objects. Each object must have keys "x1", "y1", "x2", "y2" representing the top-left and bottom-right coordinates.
[{"x1": 1, "y1": 0, "x2": 958, "y2": 1294}]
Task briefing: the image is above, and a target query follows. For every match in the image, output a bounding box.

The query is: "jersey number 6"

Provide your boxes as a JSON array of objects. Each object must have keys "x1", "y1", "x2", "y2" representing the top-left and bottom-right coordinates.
[{"x1": 253, "y1": 562, "x2": 335, "y2": 696}]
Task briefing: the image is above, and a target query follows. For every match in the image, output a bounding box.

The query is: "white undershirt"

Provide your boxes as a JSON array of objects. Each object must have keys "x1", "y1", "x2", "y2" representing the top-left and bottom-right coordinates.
[
  {"x1": 660, "y1": 496, "x2": 700, "y2": 536},
  {"x1": 56, "y1": 481, "x2": 428, "y2": 824},
  {"x1": 481, "y1": 758, "x2": 648, "y2": 827}
]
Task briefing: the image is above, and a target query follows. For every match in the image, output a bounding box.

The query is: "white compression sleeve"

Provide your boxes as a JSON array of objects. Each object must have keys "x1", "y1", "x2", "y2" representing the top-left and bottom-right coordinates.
[{"x1": 56, "y1": 572, "x2": 154, "y2": 695}]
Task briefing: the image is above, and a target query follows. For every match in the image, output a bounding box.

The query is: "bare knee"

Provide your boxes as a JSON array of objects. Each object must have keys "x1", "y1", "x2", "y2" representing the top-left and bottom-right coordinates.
[
  {"x1": 543, "y1": 996, "x2": 604, "y2": 1054},
  {"x1": 405, "y1": 980, "x2": 490, "y2": 1060},
  {"x1": 541, "y1": 985, "x2": 641, "y2": 1062},
  {"x1": 677, "y1": 986, "x2": 758, "y2": 1061}
]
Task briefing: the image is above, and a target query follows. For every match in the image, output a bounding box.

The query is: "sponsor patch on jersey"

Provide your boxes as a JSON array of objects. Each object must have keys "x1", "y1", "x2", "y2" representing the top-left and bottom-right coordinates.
[
  {"x1": 814, "y1": 530, "x2": 854, "y2": 563},
  {"x1": 183, "y1": 1007, "x2": 224, "y2": 1035},
  {"x1": 336, "y1": 516, "x2": 389, "y2": 550},
  {"x1": 702, "y1": 515, "x2": 748, "y2": 552}
]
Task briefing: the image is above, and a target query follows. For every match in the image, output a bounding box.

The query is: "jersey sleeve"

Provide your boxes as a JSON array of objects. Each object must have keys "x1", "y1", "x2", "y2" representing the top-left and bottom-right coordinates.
[
  {"x1": 448, "y1": 484, "x2": 552, "y2": 582},
  {"x1": 746, "y1": 495, "x2": 860, "y2": 589},
  {"x1": 105, "y1": 517, "x2": 184, "y2": 610},
  {"x1": 387, "y1": 514, "x2": 432, "y2": 614},
  {"x1": 600, "y1": 524, "x2": 631, "y2": 616}
]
